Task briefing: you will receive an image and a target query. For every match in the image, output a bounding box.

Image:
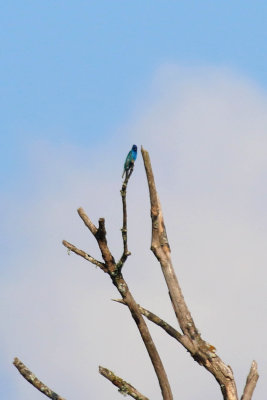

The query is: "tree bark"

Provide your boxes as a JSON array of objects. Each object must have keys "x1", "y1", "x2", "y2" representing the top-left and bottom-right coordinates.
[{"x1": 141, "y1": 147, "x2": 243, "y2": 400}]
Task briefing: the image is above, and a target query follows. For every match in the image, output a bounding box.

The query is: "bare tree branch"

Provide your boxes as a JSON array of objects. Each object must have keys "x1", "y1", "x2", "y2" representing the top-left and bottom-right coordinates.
[
  {"x1": 77, "y1": 207, "x2": 97, "y2": 235},
  {"x1": 64, "y1": 180, "x2": 173, "y2": 399},
  {"x1": 117, "y1": 173, "x2": 133, "y2": 271},
  {"x1": 99, "y1": 366, "x2": 149, "y2": 400},
  {"x1": 241, "y1": 361, "x2": 259, "y2": 400},
  {"x1": 62, "y1": 239, "x2": 106, "y2": 271},
  {"x1": 13, "y1": 147, "x2": 259, "y2": 400},
  {"x1": 112, "y1": 275, "x2": 173, "y2": 400},
  {"x1": 141, "y1": 146, "x2": 198, "y2": 340},
  {"x1": 13, "y1": 358, "x2": 65, "y2": 400},
  {"x1": 141, "y1": 146, "x2": 242, "y2": 400},
  {"x1": 112, "y1": 299, "x2": 194, "y2": 352}
]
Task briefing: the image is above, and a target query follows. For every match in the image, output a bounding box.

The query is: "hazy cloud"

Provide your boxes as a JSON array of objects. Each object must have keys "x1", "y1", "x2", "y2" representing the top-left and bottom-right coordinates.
[{"x1": 1, "y1": 66, "x2": 266, "y2": 399}]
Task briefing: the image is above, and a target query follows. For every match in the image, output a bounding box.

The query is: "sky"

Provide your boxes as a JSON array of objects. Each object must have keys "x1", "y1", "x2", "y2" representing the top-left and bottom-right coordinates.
[{"x1": 1, "y1": 2, "x2": 267, "y2": 399}]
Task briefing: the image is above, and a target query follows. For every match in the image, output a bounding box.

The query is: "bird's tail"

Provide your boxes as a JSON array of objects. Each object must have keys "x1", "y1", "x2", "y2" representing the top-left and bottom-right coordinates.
[{"x1": 122, "y1": 169, "x2": 125, "y2": 179}]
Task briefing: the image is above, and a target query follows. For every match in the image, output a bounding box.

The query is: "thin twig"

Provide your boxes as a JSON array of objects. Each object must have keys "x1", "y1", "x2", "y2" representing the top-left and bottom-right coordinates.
[
  {"x1": 62, "y1": 240, "x2": 106, "y2": 271},
  {"x1": 241, "y1": 361, "x2": 259, "y2": 400},
  {"x1": 117, "y1": 171, "x2": 133, "y2": 271},
  {"x1": 13, "y1": 358, "x2": 66, "y2": 400},
  {"x1": 99, "y1": 366, "x2": 149, "y2": 400},
  {"x1": 112, "y1": 299, "x2": 194, "y2": 352}
]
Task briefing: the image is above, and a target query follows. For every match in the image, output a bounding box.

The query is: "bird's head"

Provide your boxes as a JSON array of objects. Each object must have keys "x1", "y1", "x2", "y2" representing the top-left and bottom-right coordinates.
[{"x1": 132, "y1": 145, "x2": 137, "y2": 152}]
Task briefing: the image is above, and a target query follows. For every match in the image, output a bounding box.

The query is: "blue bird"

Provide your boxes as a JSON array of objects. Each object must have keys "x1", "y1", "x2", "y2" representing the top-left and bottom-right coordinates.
[{"x1": 122, "y1": 145, "x2": 137, "y2": 178}]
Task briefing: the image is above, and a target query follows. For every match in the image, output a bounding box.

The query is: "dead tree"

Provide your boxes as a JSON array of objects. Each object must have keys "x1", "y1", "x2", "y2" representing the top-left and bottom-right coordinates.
[{"x1": 14, "y1": 147, "x2": 259, "y2": 400}]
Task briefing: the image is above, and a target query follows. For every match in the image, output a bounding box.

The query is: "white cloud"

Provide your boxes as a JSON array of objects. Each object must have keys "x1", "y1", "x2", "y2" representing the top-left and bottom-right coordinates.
[{"x1": 1, "y1": 66, "x2": 267, "y2": 399}]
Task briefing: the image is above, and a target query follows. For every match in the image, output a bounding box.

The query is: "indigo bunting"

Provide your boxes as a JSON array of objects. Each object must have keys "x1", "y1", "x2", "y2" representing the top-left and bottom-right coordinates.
[{"x1": 122, "y1": 145, "x2": 137, "y2": 178}]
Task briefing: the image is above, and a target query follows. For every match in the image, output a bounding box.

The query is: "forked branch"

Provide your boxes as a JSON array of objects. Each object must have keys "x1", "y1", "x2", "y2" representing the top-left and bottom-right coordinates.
[
  {"x1": 14, "y1": 147, "x2": 258, "y2": 400},
  {"x1": 62, "y1": 174, "x2": 173, "y2": 400}
]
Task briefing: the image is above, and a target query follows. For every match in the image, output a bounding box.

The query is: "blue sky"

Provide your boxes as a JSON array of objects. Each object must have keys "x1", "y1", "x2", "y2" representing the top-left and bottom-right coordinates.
[
  {"x1": 1, "y1": 2, "x2": 267, "y2": 399},
  {"x1": 1, "y1": 1, "x2": 267, "y2": 167}
]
